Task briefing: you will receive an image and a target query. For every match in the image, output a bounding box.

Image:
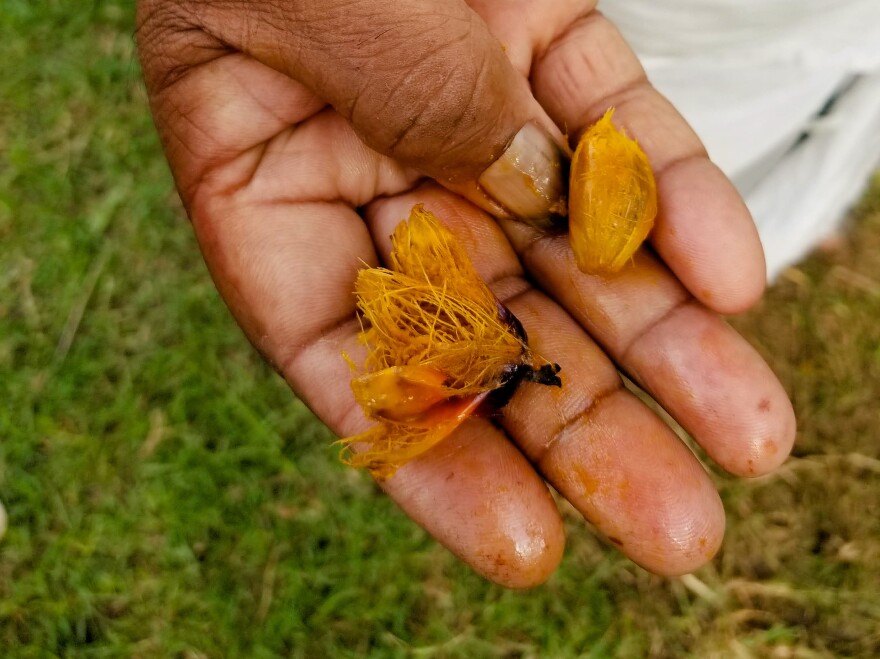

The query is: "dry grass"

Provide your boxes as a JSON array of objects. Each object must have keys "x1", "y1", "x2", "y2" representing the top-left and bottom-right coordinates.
[{"x1": 712, "y1": 175, "x2": 880, "y2": 658}]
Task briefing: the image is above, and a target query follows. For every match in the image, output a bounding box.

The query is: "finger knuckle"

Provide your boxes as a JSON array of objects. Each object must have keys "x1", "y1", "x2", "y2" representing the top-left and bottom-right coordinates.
[
  {"x1": 344, "y1": 14, "x2": 504, "y2": 175},
  {"x1": 135, "y1": 0, "x2": 218, "y2": 91}
]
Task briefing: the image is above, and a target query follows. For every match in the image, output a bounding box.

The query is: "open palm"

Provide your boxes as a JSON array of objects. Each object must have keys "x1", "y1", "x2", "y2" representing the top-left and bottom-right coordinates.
[{"x1": 137, "y1": 0, "x2": 795, "y2": 587}]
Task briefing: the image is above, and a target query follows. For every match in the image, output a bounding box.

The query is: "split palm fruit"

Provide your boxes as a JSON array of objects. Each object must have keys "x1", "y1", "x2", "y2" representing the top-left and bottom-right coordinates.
[
  {"x1": 339, "y1": 205, "x2": 562, "y2": 478},
  {"x1": 568, "y1": 108, "x2": 658, "y2": 273}
]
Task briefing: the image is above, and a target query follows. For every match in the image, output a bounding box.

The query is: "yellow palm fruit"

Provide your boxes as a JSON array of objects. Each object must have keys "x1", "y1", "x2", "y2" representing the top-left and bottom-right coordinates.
[
  {"x1": 339, "y1": 205, "x2": 561, "y2": 478},
  {"x1": 569, "y1": 108, "x2": 658, "y2": 273}
]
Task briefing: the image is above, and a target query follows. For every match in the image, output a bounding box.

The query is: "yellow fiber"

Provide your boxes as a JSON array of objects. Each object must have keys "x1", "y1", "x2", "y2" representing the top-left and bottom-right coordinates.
[{"x1": 338, "y1": 205, "x2": 528, "y2": 478}]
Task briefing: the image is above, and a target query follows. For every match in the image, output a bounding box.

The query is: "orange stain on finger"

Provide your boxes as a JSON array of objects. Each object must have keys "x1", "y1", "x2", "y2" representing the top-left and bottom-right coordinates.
[{"x1": 574, "y1": 463, "x2": 601, "y2": 497}]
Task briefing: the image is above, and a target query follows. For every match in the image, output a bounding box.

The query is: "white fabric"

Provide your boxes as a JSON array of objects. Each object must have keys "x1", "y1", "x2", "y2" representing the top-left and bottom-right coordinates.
[{"x1": 600, "y1": 0, "x2": 880, "y2": 280}]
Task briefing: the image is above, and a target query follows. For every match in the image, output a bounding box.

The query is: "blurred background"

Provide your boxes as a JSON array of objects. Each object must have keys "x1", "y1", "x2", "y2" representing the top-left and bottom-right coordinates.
[{"x1": 1, "y1": 1, "x2": 878, "y2": 656}]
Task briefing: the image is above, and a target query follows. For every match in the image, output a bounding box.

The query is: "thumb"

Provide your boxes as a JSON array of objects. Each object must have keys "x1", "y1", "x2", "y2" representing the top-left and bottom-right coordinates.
[{"x1": 140, "y1": 0, "x2": 566, "y2": 227}]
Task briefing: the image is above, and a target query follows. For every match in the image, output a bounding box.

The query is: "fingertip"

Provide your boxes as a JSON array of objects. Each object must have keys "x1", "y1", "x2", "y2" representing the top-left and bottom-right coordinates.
[
  {"x1": 380, "y1": 421, "x2": 565, "y2": 589},
  {"x1": 645, "y1": 490, "x2": 725, "y2": 577},
  {"x1": 474, "y1": 121, "x2": 568, "y2": 229},
  {"x1": 482, "y1": 516, "x2": 566, "y2": 590},
  {"x1": 724, "y1": 389, "x2": 797, "y2": 478}
]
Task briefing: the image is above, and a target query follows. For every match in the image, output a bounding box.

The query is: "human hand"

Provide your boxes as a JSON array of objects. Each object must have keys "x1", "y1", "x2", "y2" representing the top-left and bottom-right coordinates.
[{"x1": 137, "y1": 0, "x2": 796, "y2": 587}]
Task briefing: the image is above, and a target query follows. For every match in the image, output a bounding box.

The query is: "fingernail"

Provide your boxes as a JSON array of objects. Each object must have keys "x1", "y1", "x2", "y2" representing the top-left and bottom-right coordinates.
[{"x1": 478, "y1": 123, "x2": 567, "y2": 229}]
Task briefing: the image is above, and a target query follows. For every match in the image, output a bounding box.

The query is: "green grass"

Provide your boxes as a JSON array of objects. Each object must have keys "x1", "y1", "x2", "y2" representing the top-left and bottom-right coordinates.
[{"x1": 2, "y1": 1, "x2": 879, "y2": 656}]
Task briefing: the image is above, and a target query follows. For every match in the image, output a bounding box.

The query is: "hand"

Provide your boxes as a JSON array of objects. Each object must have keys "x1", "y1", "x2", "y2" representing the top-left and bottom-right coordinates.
[{"x1": 137, "y1": 0, "x2": 796, "y2": 587}]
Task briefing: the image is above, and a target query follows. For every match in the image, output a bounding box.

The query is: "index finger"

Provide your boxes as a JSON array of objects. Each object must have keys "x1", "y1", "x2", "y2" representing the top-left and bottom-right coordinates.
[{"x1": 532, "y1": 12, "x2": 767, "y2": 314}]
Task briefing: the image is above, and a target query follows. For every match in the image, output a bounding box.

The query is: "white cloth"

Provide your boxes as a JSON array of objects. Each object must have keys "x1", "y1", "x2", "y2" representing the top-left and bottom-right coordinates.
[{"x1": 600, "y1": 0, "x2": 880, "y2": 280}]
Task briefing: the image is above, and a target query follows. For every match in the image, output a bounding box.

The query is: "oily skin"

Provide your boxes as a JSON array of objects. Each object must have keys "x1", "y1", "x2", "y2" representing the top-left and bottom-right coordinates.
[{"x1": 137, "y1": 0, "x2": 796, "y2": 587}]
